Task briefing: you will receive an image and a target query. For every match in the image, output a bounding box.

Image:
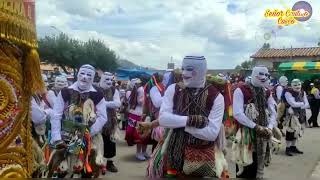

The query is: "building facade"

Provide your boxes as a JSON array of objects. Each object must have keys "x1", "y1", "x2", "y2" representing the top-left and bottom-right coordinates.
[{"x1": 251, "y1": 47, "x2": 320, "y2": 70}]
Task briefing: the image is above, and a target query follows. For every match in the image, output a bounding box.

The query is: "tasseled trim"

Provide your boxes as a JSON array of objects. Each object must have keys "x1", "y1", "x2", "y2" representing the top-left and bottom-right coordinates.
[
  {"x1": 83, "y1": 129, "x2": 92, "y2": 174},
  {"x1": 24, "y1": 49, "x2": 45, "y2": 94},
  {"x1": 0, "y1": 3, "x2": 38, "y2": 49}
]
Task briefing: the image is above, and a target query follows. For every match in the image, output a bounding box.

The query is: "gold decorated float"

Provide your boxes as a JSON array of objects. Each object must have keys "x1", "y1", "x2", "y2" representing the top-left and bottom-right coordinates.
[{"x1": 0, "y1": 0, "x2": 44, "y2": 178}]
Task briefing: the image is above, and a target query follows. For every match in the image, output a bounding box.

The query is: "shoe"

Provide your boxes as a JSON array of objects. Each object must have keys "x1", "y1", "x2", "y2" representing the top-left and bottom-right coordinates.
[
  {"x1": 308, "y1": 120, "x2": 312, "y2": 127},
  {"x1": 136, "y1": 153, "x2": 146, "y2": 161},
  {"x1": 285, "y1": 147, "x2": 293, "y2": 156},
  {"x1": 101, "y1": 165, "x2": 107, "y2": 175},
  {"x1": 290, "y1": 146, "x2": 303, "y2": 154},
  {"x1": 313, "y1": 124, "x2": 320, "y2": 128},
  {"x1": 107, "y1": 161, "x2": 118, "y2": 173},
  {"x1": 143, "y1": 152, "x2": 151, "y2": 159}
]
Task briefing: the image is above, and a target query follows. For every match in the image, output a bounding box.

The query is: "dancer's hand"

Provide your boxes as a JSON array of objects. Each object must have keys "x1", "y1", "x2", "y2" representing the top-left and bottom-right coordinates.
[
  {"x1": 53, "y1": 140, "x2": 67, "y2": 149},
  {"x1": 265, "y1": 128, "x2": 273, "y2": 138},
  {"x1": 137, "y1": 122, "x2": 152, "y2": 136},
  {"x1": 138, "y1": 122, "x2": 152, "y2": 131},
  {"x1": 187, "y1": 115, "x2": 209, "y2": 128},
  {"x1": 255, "y1": 125, "x2": 270, "y2": 138}
]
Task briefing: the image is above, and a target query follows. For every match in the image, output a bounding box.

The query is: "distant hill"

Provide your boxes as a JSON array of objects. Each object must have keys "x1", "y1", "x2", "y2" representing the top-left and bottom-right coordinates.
[
  {"x1": 117, "y1": 59, "x2": 140, "y2": 69},
  {"x1": 117, "y1": 59, "x2": 160, "y2": 70}
]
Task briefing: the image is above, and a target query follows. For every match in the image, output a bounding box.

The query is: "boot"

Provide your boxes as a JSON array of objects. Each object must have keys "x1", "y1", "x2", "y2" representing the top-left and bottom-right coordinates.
[
  {"x1": 285, "y1": 147, "x2": 293, "y2": 156},
  {"x1": 308, "y1": 119, "x2": 313, "y2": 127},
  {"x1": 290, "y1": 146, "x2": 303, "y2": 154},
  {"x1": 107, "y1": 160, "x2": 118, "y2": 173}
]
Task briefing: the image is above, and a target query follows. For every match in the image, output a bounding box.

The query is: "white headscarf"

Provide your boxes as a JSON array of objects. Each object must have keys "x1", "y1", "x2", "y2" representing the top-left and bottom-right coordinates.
[
  {"x1": 77, "y1": 64, "x2": 95, "y2": 91},
  {"x1": 99, "y1": 72, "x2": 113, "y2": 90},
  {"x1": 54, "y1": 76, "x2": 68, "y2": 90},
  {"x1": 279, "y1": 76, "x2": 288, "y2": 87},
  {"x1": 291, "y1": 79, "x2": 302, "y2": 92},
  {"x1": 181, "y1": 55, "x2": 207, "y2": 88},
  {"x1": 251, "y1": 66, "x2": 270, "y2": 88}
]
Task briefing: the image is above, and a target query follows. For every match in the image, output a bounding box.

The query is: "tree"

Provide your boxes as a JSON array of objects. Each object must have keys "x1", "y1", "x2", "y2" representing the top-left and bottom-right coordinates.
[
  {"x1": 235, "y1": 60, "x2": 254, "y2": 70},
  {"x1": 81, "y1": 39, "x2": 119, "y2": 72},
  {"x1": 38, "y1": 33, "x2": 119, "y2": 78}
]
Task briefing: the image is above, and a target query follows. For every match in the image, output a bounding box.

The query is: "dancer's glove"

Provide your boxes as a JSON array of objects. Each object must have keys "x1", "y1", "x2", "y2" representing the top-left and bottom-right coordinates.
[
  {"x1": 187, "y1": 115, "x2": 209, "y2": 128},
  {"x1": 53, "y1": 140, "x2": 67, "y2": 149},
  {"x1": 255, "y1": 125, "x2": 272, "y2": 138}
]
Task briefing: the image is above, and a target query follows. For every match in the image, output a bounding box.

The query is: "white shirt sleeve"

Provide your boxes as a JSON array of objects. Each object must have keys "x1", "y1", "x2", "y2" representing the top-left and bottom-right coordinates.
[
  {"x1": 50, "y1": 92, "x2": 64, "y2": 143},
  {"x1": 47, "y1": 90, "x2": 56, "y2": 108},
  {"x1": 150, "y1": 86, "x2": 163, "y2": 108},
  {"x1": 90, "y1": 99, "x2": 108, "y2": 136},
  {"x1": 233, "y1": 88, "x2": 256, "y2": 129},
  {"x1": 185, "y1": 93, "x2": 224, "y2": 141},
  {"x1": 126, "y1": 91, "x2": 131, "y2": 99},
  {"x1": 302, "y1": 92, "x2": 310, "y2": 109},
  {"x1": 105, "y1": 89, "x2": 121, "y2": 109},
  {"x1": 159, "y1": 84, "x2": 188, "y2": 128},
  {"x1": 276, "y1": 86, "x2": 283, "y2": 101},
  {"x1": 137, "y1": 87, "x2": 144, "y2": 105},
  {"x1": 284, "y1": 92, "x2": 304, "y2": 108},
  {"x1": 267, "y1": 95, "x2": 277, "y2": 129},
  {"x1": 31, "y1": 97, "x2": 47, "y2": 125}
]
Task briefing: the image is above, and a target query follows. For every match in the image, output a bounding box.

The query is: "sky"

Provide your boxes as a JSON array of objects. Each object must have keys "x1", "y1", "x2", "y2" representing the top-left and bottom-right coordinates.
[{"x1": 36, "y1": 0, "x2": 320, "y2": 70}]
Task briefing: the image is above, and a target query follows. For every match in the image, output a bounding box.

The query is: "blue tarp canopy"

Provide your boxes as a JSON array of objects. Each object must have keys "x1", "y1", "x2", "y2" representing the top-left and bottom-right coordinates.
[{"x1": 115, "y1": 68, "x2": 160, "y2": 81}]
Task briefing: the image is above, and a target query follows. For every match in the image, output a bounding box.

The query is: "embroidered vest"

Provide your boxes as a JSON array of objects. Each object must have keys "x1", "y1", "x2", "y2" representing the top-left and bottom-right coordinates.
[
  {"x1": 60, "y1": 88, "x2": 103, "y2": 144},
  {"x1": 101, "y1": 87, "x2": 117, "y2": 136},
  {"x1": 238, "y1": 84, "x2": 268, "y2": 127},
  {"x1": 173, "y1": 83, "x2": 219, "y2": 146},
  {"x1": 282, "y1": 88, "x2": 306, "y2": 123}
]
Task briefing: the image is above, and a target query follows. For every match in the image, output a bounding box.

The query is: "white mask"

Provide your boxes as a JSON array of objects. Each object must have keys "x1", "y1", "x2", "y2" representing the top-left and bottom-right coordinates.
[
  {"x1": 42, "y1": 74, "x2": 49, "y2": 87},
  {"x1": 251, "y1": 66, "x2": 270, "y2": 88},
  {"x1": 99, "y1": 72, "x2": 113, "y2": 90},
  {"x1": 291, "y1": 79, "x2": 302, "y2": 92},
  {"x1": 129, "y1": 78, "x2": 139, "y2": 89},
  {"x1": 181, "y1": 55, "x2": 207, "y2": 88},
  {"x1": 54, "y1": 76, "x2": 68, "y2": 90},
  {"x1": 279, "y1": 76, "x2": 288, "y2": 87},
  {"x1": 77, "y1": 64, "x2": 95, "y2": 91},
  {"x1": 245, "y1": 76, "x2": 251, "y2": 84}
]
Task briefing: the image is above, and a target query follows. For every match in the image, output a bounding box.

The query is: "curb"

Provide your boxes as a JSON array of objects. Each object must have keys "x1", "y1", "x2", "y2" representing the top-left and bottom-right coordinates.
[{"x1": 311, "y1": 161, "x2": 320, "y2": 179}]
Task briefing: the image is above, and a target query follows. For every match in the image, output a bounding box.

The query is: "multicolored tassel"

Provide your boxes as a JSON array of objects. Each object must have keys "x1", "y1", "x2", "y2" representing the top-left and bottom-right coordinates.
[{"x1": 166, "y1": 169, "x2": 177, "y2": 178}]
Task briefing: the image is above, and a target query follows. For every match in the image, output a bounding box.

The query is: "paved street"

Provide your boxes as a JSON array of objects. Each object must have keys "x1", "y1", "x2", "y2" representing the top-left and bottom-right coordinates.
[{"x1": 105, "y1": 111, "x2": 320, "y2": 179}]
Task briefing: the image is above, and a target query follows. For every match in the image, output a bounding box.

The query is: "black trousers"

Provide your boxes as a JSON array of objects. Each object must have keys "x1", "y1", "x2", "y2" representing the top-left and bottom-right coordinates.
[
  {"x1": 308, "y1": 100, "x2": 320, "y2": 126},
  {"x1": 285, "y1": 131, "x2": 296, "y2": 141},
  {"x1": 236, "y1": 152, "x2": 257, "y2": 178},
  {"x1": 102, "y1": 133, "x2": 116, "y2": 159}
]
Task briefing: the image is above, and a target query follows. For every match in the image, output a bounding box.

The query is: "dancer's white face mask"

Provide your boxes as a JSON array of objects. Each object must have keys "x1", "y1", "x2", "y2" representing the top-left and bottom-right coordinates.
[
  {"x1": 162, "y1": 71, "x2": 171, "y2": 88},
  {"x1": 251, "y1": 66, "x2": 270, "y2": 88},
  {"x1": 54, "y1": 76, "x2": 68, "y2": 90},
  {"x1": 77, "y1": 64, "x2": 95, "y2": 91},
  {"x1": 181, "y1": 56, "x2": 207, "y2": 88},
  {"x1": 279, "y1": 76, "x2": 288, "y2": 87},
  {"x1": 42, "y1": 74, "x2": 49, "y2": 87},
  {"x1": 291, "y1": 79, "x2": 302, "y2": 92},
  {"x1": 99, "y1": 72, "x2": 113, "y2": 90}
]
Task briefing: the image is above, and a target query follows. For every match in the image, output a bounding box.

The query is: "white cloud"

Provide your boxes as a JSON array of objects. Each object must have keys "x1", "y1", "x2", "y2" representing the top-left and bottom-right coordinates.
[{"x1": 36, "y1": 0, "x2": 320, "y2": 70}]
